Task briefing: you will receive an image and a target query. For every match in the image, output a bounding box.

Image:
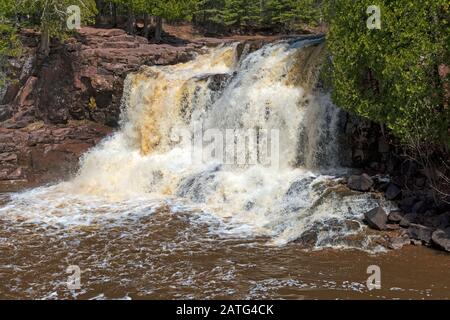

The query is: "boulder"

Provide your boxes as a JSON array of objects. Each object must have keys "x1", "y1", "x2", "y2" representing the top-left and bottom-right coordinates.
[
  {"x1": 385, "y1": 183, "x2": 402, "y2": 200},
  {"x1": 388, "y1": 235, "x2": 410, "y2": 250},
  {"x1": 415, "y1": 177, "x2": 427, "y2": 188},
  {"x1": 431, "y1": 228, "x2": 450, "y2": 252},
  {"x1": 388, "y1": 211, "x2": 404, "y2": 224},
  {"x1": 364, "y1": 207, "x2": 388, "y2": 231},
  {"x1": 437, "y1": 203, "x2": 450, "y2": 215},
  {"x1": 412, "y1": 200, "x2": 428, "y2": 214},
  {"x1": 347, "y1": 173, "x2": 374, "y2": 192},
  {"x1": 437, "y1": 212, "x2": 450, "y2": 230},
  {"x1": 420, "y1": 210, "x2": 443, "y2": 229},
  {"x1": 408, "y1": 224, "x2": 433, "y2": 244},
  {"x1": 400, "y1": 196, "x2": 417, "y2": 212},
  {"x1": 399, "y1": 213, "x2": 418, "y2": 228}
]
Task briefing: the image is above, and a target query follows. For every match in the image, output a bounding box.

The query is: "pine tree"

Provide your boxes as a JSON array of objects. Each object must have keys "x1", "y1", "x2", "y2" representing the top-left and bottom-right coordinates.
[
  {"x1": 222, "y1": 0, "x2": 261, "y2": 31},
  {"x1": 194, "y1": 0, "x2": 324, "y2": 34},
  {"x1": 15, "y1": 0, "x2": 98, "y2": 57},
  {"x1": 195, "y1": 0, "x2": 225, "y2": 24}
]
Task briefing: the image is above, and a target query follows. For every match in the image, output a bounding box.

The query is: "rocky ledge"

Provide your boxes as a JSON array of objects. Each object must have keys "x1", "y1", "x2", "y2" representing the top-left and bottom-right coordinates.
[
  {"x1": 0, "y1": 121, "x2": 112, "y2": 192},
  {"x1": 0, "y1": 27, "x2": 277, "y2": 192},
  {"x1": 346, "y1": 173, "x2": 450, "y2": 253},
  {"x1": 1, "y1": 27, "x2": 275, "y2": 129},
  {"x1": 0, "y1": 27, "x2": 206, "y2": 129}
]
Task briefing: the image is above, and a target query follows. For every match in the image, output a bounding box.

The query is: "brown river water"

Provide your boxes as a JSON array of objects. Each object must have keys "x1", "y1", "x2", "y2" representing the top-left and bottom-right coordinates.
[{"x1": 1, "y1": 201, "x2": 449, "y2": 300}]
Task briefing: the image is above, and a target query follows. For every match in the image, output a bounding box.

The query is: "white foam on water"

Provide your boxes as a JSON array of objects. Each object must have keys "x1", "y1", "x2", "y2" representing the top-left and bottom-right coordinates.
[{"x1": 0, "y1": 39, "x2": 396, "y2": 250}]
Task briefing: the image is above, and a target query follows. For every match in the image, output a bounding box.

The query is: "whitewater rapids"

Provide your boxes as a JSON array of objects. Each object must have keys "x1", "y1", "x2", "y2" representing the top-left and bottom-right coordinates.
[{"x1": 0, "y1": 38, "x2": 395, "y2": 250}]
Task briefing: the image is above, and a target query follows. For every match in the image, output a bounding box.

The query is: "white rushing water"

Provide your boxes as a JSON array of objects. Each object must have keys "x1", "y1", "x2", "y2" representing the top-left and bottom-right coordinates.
[{"x1": 0, "y1": 38, "x2": 395, "y2": 249}]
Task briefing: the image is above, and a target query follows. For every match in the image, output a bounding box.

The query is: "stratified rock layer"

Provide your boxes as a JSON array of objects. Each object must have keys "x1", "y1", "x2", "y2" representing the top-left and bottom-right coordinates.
[{"x1": 0, "y1": 122, "x2": 112, "y2": 192}]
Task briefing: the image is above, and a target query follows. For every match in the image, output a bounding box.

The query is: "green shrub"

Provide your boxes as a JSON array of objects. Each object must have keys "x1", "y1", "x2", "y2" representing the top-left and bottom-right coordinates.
[
  {"x1": 326, "y1": 0, "x2": 449, "y2": 146},
  {"x1": 0, "y1": 24, "x2": 21, "y2": 86}
]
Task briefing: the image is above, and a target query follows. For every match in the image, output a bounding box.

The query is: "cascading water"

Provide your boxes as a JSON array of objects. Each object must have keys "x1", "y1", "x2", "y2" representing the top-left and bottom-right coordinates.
[
  {"x1": 4, "y1": 37, "x2": 450, "y2": 301},
  {"x1": 0, "y1": 38, "x2": 395, "y2": 250}
]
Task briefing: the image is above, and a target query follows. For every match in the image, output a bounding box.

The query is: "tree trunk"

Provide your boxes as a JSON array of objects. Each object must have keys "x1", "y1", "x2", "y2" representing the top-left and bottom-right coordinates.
[
  {"x1": 154, "y1": 16, "x2": 163, "y2": 43},
  {"x1": 143, "y1": 13, "x2": 150, "y2": 39},
  {"x1": 39, "y1": 25, "x2": 50, "y2": 58},
  {"x1": 126, "y1": 8, "x2": 135, "y2": 35},
  {"x1": 112, "y1": 3, "x2": 117, "y2": 27},
  {"x1": 95, "y1": 0, "x2": 102, "y2": 25}
]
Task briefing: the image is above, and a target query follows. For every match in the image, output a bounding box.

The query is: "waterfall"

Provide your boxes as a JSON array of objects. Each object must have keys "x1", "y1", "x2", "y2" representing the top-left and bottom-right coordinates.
[{"x1": 0, "y1": 38, "x2": 395, "y2": 250}]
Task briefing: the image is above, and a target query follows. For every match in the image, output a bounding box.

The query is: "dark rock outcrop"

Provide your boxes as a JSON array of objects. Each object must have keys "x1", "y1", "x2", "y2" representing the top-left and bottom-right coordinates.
[
  {"x1": 364, "y1": 206, "x2": 387, "y2": 231},
  {"x1": 437, "y1": 213, "x2": 450, "y2": 229},
  {"x1": 1, "y1": 28, "x2": 203, "y2": 129},
  {"x1": 407, "y1": 224, "x2": 433, "y2": 244},
  {"x1": 411, "y1": 200, "x2": 428, "y2": 214},
  {"x1": 399, "y1": 196, "x2": 418, "y2": 213},
  {"x1": 388, "y1": 211, "x2": 404, "y2": 224},
  {"x1": 388, "y1": 233, "x2": 410, "y2": 250},
  {"x1": 1, "y1": 28, "x2": 275, "y2": 129},
  {"x1": 347, "y1": 173, "x2": 374, "y2": 192},
  {"x1": 399, "y1": 213, "x2": 418, "y2": 228},
  {"x1": 0, "y1": 122, "x2": 111, "y2": 192},
  {"x1": 432, "y1": 228, "x2": 450, "y2": 252},
  {"x1": 385, "y1": 183, "x2": 401, "y2": 200}
]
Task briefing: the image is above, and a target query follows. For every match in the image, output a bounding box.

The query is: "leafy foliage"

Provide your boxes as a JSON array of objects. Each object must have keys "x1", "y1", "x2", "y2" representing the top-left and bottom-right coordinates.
[
  {"x1": 325, "y1": 0, "x2": 450, "y2": 146},
  {"x1": 0, "y1": 0, "x2": 22, "y2": 86}
]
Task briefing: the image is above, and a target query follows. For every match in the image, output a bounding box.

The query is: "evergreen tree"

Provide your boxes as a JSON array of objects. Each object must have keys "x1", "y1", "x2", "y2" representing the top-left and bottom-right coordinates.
[
  {"x1": 222, "y1": 0, "x2": 261, "y2": 31},
  {"x1": 195, "y1": 0, "x2": 325, "y2": 34},
  {"x1": 195, "y1": 0, "x2": 225, "y2": 27},
  {"x1": 0, "y1": 0, "x2": 21, "y2": 86},
  {"x1": 326, "y1": 0, "x2": 449, "y2": 146},
  {"x1": 111, "y1": 0, "x2": 196, "y2": 41}
]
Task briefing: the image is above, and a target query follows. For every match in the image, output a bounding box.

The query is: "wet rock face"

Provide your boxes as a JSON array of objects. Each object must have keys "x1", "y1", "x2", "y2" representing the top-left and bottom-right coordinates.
[
  {"x1": 388, "y1": 233, "x2": 410, "y2": 250},
  {"x1": 388, "y1": 211, "x2": 404, "y2": 224},
  {"x1": 0, "y1": 123, "x2": 112, "y2": 192},
  {"x1": 385, "y1": 183, "x2": 402, "y2": 200},
  {"x1": 1, "y1": 28, "x2": 202, "y2": 129},
  {"x1": 408, "y1": 224, "x2": 433, "y2": 244},
  {"x1": 1, "y1": 28, "x2": 274, "y2": 130},
  {"x1": 176, "y1": 166, "x2": 221, "y2": 203},
  {"x1": 364, "y1": 207, "x2": 388, "y2": 231},
  {"x1": 363, "y1": 196, "x2": 450, "y2": 253},
  {"x1": 347, "y1": 173, "x2": 374, "y2": 192},
  {"x1": 432, "y1": 228, "x2": 450, "y2": 252},
  {"x1": 339, "y1": 113, "x2": 449, "y2": 253},
  {"x1": 0, "y1": 28, "x2": 275, "y2": 192}
]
